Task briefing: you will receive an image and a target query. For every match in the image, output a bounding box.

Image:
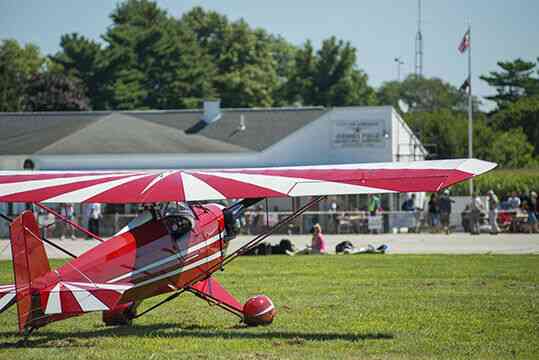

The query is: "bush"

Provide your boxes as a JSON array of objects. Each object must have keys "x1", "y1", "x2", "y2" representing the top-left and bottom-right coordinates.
[{"x1": 449, "y1": 168, "x2": 539, "y2": 196}]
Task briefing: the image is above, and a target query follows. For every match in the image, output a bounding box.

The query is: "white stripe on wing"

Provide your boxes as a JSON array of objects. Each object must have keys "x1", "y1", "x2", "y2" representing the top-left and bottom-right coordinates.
[
  {"x1": 44, "y1": 174, "x2": 150, "y2": 202},
  {"x1": 181, "y1": 172, "x2": 225, "y2": 201},
  {"x1": 0, "y1": 173, "x2": 136, "y2": 197}
]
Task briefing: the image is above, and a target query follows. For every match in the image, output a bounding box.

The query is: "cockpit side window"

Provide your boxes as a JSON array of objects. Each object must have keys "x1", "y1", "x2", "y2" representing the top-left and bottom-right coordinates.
[{"x1": 164, "y1": 214, "x2": 194, "y2": 252}]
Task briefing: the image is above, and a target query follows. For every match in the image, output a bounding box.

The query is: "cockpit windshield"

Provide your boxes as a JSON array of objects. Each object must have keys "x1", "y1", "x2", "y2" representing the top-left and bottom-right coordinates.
[
  {"x1": 115, "y1": 210, "x2": 154, "y2": 236},
  {"x1": 115, "y1": 203, "x2": 196, "y2": 237}
]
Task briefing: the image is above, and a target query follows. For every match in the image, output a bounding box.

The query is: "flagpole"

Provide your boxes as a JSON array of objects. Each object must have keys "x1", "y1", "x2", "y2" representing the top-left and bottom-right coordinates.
[{"x1": 467, "y1": 24, "x2": 473, "y2": 197}]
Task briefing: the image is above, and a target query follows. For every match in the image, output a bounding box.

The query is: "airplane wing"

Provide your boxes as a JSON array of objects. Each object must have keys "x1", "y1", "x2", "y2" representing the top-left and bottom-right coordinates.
[{"x1": 0, "y1": 158, "x2": 496, "y2": 203}]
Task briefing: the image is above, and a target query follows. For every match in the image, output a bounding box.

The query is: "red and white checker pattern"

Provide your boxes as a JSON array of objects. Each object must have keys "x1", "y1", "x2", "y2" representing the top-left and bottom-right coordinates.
[{"x1": 0, "y1": 159, "x2": 496, "y2": 204}]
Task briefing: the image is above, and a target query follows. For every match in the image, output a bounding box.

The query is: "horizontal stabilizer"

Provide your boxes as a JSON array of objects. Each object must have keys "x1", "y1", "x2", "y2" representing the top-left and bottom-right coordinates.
[
  {"x1": 0, "y1": 285, "x2": 16, "y2": 314},
  {"x1": 40, "y1": 281, "x2": 132, "y2": 315}
]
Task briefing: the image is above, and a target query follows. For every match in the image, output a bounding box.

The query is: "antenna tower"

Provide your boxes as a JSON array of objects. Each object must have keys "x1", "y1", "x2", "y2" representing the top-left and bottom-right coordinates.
[{"x1": 414, "y1": 0, "x2": 423, "y2": 77}]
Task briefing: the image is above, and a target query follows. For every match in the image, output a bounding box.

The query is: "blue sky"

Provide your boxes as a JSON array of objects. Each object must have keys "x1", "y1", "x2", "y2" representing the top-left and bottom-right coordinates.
[{"x1": 1, "y1": 0, "x2": 538, "y2": 111}]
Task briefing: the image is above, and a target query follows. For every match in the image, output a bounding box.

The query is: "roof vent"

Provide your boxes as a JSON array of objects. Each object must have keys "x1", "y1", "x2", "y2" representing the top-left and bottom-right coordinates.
[
  {"x1": 185, "y1": 100, "x2": 221, "y2": 134},
  {"x1": 202, "y1": 100, "x2": 221, "y2": 124},
  {"x1": 229, "y1": 114, "x2": 246, "y2": 138}
]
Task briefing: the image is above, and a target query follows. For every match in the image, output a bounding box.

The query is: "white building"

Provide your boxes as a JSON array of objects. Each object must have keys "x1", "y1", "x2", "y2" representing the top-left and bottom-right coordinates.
[
  {"x1": 0, "y1": 105, "x2": 429, "y2": 236},
  {"x1": 0, "y1": 105, "x2": 426, "y2": 170}
]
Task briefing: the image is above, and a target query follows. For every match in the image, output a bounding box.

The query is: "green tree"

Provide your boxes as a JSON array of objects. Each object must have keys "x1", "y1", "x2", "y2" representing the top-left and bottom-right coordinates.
[
  {"x1": 480, "y1": 58, "x2": 539, "y2": 109},
  {"x1": 377, "y1": 75, "x2": 477, "y2": 113},
  {"x1": 288, "y1": 37, "x2": 375, "y2": 106},
  {"x1": 404, "y1": 110, "x2": 495, "y2": 160},
  {"x1": 404, "y1": 109, "x2": 537, "y2": 167},
  {"x1": 487, "y1": 128, "x2": 536, "y2": 168},
  {"x1": 0, "y1": 39, "x2": 45, "y2": 111},
  {"x1": 181, "y1": 7, "x2": 278, "y2": 107},
  {"x1": 102, "y1": 0, "x2": 215, "y2": 109},
  {"x1": 264, "y1": 34, "x2": 298, "y2": 107},
  {"x1": 491, "y1": 96, "x2": 539, "y2": 155},
  {"x1": 215, "y1": 21, "x2": 278, "y2": 107},
  {"x1": 51, "y1": 33, "x2": 109, "y2": 109},
  {"x1": 287, "y1": 40, "x2": 317, "y2": 105},
  {"x1": 24, "y1": 72, "x2": 90, "y2": 111}
]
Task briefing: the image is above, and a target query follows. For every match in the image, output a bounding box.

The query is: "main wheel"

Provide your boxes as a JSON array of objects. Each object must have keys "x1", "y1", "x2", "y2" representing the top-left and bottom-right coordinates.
[
  {"x1": 102, "y1": 301, "x2": 138, "y2": 326},
  {"x1": 243, "y1": 295, "x2": 276, "y2": 326}
]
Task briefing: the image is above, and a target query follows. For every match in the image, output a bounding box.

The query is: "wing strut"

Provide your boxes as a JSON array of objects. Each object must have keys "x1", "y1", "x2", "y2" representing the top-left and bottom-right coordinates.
[
  {"x1": 0, "y1": 210, "x2": 77, "y2": 259},
  {"x1": 130, "y1": 196, "x2": 326, "y2": 319},
  {"x1": 221, "y1": 195, "x2": 326, "y2": 266},
  {"x1": 34, "y1": 203, "x2": 105, "y2": 242}
]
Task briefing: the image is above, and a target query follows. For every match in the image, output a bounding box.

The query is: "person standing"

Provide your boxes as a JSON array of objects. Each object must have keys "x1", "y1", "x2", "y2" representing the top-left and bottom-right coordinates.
[
  {"x1": 59, "y1": 203, "x2": 76, "y2": 240},
  {"x1": 401, "y1": 194, "x2": 416, "y2": 211},
  {"x1": 526, "y1": 191, "x2": 538, "y2": 233},
  {"x1": 428, "y1": 193, "x2": 440, "y2": 232},
  {"x1": 470, "y1": 194, "x2": 484, "y2": 235},
  {"x1": 368, "y1": 194, "x2": 381, "y2": 216},
  {"x1": 439, "y1": 190, "x2": 454, "y2": 234},
  {"x1": 487, "y1": 190, "x2": 500, "y2": 235},
  {"x1": 88, "y1": 203, "x2": 102, "y2": 238},
  {"x1": 507, "y1": 191, "x2": 521, "y2": 210}
]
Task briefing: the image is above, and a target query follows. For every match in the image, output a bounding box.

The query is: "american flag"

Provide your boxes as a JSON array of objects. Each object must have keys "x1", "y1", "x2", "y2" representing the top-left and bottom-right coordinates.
[{"x1": 458, "y1": 29, "x2": 470, "y2": 53}]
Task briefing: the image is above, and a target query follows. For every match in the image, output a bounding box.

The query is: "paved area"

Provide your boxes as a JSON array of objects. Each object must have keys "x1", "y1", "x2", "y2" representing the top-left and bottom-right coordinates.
[{"x1": 0, "y1": 233, "x2": 538, "y2": 260}]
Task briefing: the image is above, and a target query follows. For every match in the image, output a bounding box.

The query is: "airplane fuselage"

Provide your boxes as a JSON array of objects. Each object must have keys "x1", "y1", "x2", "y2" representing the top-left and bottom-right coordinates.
[{"x1": 28, "y1": 203, "x2": 229, "y2": 325}]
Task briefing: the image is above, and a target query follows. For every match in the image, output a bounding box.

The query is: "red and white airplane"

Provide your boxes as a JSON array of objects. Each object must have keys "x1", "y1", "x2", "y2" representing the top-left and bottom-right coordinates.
[{"x1": 0, "y1": 159, "x2": 495, "y2": 337}]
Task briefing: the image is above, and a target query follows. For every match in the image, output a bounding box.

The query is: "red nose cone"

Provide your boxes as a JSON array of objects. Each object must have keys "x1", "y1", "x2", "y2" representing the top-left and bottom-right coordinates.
[{"x1": 243, "y1": 295, "x2": 276, "y2": 326}]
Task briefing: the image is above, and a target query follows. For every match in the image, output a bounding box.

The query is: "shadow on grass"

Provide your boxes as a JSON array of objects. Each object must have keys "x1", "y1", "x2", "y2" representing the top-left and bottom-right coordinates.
[{"x1": 0, "y1": 322, "x2": 393, "y2": 348}]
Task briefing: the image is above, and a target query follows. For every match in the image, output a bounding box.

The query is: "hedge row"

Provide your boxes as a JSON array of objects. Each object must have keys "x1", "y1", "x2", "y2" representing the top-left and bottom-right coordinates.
[{"x1": 449, "y1": 169, "x2": 539, "y2": 196}]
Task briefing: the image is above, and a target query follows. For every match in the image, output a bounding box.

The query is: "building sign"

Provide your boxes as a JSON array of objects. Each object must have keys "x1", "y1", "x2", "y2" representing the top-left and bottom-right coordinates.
[{"x1": 332, "y1": 119, "x2": 387, "y2": 148}]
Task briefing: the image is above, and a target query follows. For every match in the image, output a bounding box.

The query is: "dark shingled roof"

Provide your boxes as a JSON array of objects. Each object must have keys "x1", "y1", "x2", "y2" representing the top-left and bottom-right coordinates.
[
  {"x1": 130, "y1": 108, "x2": 327, "y2": 152},
  {"x1": 0, "y1": 107, "x2": 326, "y2": 155},
  {"x1": 0, "y1": 113, "x2": 105, "y2": 154},
  {"x1": 36, "y1": 113, "x2": 249, "y2": 155}
]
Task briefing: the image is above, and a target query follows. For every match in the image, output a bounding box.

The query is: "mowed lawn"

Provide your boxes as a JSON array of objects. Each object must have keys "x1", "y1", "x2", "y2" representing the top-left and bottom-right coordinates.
[{"x1": 0, "y1": 255, "x2": 537, "y2": 359}]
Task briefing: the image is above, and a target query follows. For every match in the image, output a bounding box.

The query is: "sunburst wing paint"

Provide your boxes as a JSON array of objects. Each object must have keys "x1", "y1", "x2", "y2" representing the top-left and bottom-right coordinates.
[{"x1": 0, "y1": 159, "x2": 496, "y2": 204}]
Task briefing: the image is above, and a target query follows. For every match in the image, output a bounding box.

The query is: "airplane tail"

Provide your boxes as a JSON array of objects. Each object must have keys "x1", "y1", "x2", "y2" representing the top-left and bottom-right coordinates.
[{"x1": 8, "y1": 210, "x2": 51, "y2": 334}]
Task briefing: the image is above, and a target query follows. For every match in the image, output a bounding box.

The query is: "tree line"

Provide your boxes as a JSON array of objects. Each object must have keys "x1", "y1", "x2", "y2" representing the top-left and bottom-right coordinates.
[{"x1": 1, "y1": 0, "x2": 538, "y2": 167}]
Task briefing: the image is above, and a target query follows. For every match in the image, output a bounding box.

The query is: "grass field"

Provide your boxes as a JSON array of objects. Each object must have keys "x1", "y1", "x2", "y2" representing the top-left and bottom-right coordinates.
[{"x1": 0, "y1": 255, "x2": 538, "y2": 359}]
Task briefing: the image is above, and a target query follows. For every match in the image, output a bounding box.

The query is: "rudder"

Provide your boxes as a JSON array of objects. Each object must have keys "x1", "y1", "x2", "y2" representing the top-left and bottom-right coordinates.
[{"x1": 10, "y1": 210, "x2": 51, "y2": 334}]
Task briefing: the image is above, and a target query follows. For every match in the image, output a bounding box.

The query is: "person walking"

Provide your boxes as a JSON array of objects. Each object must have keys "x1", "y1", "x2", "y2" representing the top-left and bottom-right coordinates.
[
  {"x1": 428, "y1": 193, "x2": 440, "y2": 232},
  {"x1": 487, "y1": 190, "x2": 500, "y2": 234},
  {"x1": 439, "y1": 190, "x2": 454, "y2": 234}
]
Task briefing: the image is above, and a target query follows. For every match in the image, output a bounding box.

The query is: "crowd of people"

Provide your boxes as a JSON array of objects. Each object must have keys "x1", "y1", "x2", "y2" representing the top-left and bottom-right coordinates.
[
  {"x1": 420, "y1": 189, "x2": 539, "y2": 235},
  {"x1": 31, "y1": 202, "x2": 103, "y2": 240},
  {"x1": 3, "y1": 189, "x2": 537, "y2": 240}
]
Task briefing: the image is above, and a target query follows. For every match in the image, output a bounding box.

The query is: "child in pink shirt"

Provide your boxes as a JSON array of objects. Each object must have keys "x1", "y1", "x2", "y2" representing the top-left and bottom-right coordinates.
[{"x1": 311, "y1": 224, "x2": 326, "y2": 254}]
